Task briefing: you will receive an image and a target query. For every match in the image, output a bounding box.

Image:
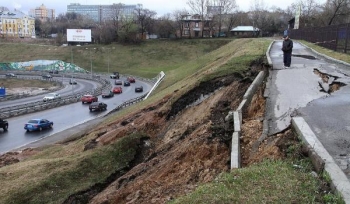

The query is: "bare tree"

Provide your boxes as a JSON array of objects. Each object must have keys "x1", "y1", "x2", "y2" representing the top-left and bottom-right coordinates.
[
  {"x1": 249, "y1": 0, "x2": 269, "y2": 36},
  {"x1": 134, "y1": 4, "x2": 157, "y2": 39},
  {"x1": 187, "y1": 0, "x2": 209, "y2": 37},
  {"x1": 322, "y1": 0, "x2": 350, "y2": 25},
  {"x1": 155, "y1": 14, "x2": 177, "y2": 38},
  {"x1": 209, "y1": 0, "x2": 238, "y2": 36},
  {"x1": 173, "y1": 9, "x2": 189, "y2": 38}
]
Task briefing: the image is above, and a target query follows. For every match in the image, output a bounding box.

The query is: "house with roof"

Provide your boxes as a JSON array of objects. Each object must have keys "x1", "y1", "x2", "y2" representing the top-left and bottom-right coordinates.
[
  {"x1": 230, "y1": 26, "x2": 260, "y2": 37},
  {"x1": 0, "y1": 9, "x2": 35, "y2": 38},
  {"x1": 179, "y1": 14, "x2": 213, "y2": 38}
]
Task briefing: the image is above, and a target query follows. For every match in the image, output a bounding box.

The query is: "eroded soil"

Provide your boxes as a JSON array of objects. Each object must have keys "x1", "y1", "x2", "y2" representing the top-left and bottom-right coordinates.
[{"x1": 0, "y1": 70, "x2": 305, "y2": 203}]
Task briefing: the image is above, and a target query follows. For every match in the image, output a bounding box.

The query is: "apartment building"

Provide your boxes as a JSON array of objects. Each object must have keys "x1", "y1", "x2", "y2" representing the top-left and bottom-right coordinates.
[
  {"x1": 67, "y1": 3, "x2": 139, "y2": 23},
  {"x1": 29, "y1": 4, "x2": 55, "y2": 22},
  {"x1": 0, "y1": 9, "x2": 35, "y2": 38}
]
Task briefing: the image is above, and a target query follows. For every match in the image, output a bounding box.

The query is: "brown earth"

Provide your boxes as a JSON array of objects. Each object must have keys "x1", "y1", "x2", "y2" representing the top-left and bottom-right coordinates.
[{"x1": 0, "y1": 67, "x2": 301, "y2": 203}]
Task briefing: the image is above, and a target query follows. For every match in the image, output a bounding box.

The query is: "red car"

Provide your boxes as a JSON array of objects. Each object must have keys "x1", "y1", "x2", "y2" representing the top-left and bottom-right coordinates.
[
  {"x1": 127, "y1": 77, "x2": 136, "y2": 83},
  {"x1": 81, "y1": 94, "x2": 98, "y2": 104},
  {"x1": 112, "y1": 86, "x2": 123, "y2": 94}
]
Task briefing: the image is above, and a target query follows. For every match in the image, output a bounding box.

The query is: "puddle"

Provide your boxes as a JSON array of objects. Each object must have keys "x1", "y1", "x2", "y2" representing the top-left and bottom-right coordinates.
[{"x1": 292, "y1": 54, "x2": 316, "y2": 60}]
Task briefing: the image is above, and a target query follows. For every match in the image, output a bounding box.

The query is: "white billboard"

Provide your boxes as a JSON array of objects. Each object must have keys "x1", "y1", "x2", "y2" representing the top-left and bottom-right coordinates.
[{"x1": 67, "y1": 29, "x2": 91, "y2": 42}]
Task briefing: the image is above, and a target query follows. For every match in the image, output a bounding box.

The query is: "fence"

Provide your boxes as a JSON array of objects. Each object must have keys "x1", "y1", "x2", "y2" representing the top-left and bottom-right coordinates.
[{"x1": 290, "y1": 23, "x2": 350, "y2": 53}]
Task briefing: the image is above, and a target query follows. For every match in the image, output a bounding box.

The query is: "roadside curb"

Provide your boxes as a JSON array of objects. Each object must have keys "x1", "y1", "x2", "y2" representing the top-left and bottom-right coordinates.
[{"x1": 292, "y1": 117, "x2": 350, "y2": 203}]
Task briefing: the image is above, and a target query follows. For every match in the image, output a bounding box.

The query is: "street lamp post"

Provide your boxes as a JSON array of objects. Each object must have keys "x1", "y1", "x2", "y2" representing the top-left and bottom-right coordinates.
[{"x1": 108, "y1": 48, "x2": 110, "y2": 74}]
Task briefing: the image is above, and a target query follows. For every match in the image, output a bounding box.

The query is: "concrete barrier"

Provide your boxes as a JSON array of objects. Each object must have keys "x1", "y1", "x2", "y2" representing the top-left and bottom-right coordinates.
[{"x1": 292, "y1": 117, "x2": 350, "y2": 203}]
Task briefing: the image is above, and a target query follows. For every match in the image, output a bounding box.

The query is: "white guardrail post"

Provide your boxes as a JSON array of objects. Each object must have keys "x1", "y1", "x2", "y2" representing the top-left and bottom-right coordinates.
[{"x1": 144, "y1": 71, "x2": 165, "y2": 100}]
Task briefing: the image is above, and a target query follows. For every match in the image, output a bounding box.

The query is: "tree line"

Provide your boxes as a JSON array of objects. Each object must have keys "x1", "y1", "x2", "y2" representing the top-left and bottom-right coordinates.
[{"x1": 34, "y1": 0, "x2": 350, "y2": 44}]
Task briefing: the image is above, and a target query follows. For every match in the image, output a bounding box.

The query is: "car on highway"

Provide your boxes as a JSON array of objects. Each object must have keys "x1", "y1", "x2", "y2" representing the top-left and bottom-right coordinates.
[
  {"x1": 5, "y1": 73, "x2": 17, "y2": 78},
  {"x1": 102, "y1": 90, "x2": 114, "y2": 98},
  {"x1": 135, "y1": 85, "x2": 143, "y2": 92},
  {"x1": 49, "y1": 70, "x2": 59, "y2": 74},
  {"x1": 115, "y1": 80, "x2": 123, "y2": 85},
  {"x1": 69, "y1": 79, "x2": 77, "y2": 85},
  {"x1": 124, "y1": 81, "x2": 130, "y2": 86},
  {"x1": 42, "y1": 74, "x2": 52, "y2": 79},
  {"x1": 24, "y1": 119, "x2": 53, "y2": 132},
  {"x1": 112, "y1": 86, "x2": 123, "y2": 94},
  {"x1": 43, "y1": 93, "x2": 61, "y2": 102},
  {"x1": 89, "y1": 102, "x2": 107, "y2": 112},
  {"x1": 0, "y1": 118, "x2": 8, "y2": 131},
  {"x1": 81, "y1": 94, "x2": 98, "y2": 103},
  {"x1": 127, "y1": 76, "x2": 136, "y2": 83},
  {"x1": 110, "y1": 72, "x2": 120, "y2": 79}
]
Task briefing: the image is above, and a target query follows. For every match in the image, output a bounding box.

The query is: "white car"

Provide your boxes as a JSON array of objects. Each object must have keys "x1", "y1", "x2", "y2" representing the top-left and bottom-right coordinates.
[{"x1": 43, "y1": 93, "x2": 61, "y2": 102}]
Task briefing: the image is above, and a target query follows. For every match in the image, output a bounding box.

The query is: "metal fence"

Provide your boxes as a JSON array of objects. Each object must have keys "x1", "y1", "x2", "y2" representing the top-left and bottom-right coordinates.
[{"x1": 290, "y1": 23, "x2": 350, "y2": 54}]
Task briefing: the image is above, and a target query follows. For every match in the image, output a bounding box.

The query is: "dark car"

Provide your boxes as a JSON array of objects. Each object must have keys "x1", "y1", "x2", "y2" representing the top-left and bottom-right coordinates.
[
  {"x1": 124, "y1": 81, "x2": 130, "y2": 86},
  {"x1": 115, "y1": 80, "x2": 123, "y2": 85},
  {"x1": 49, "y1": 70, "x2": 59, "y2": 74},
  {"x1": 102, "y1": 90, "x2": 114, "y2": 98},
  {"x1": 5, "y1": 73, "x2": 17, "y2": 78},
  {"x1": 81, "y1": 94, "x2": 98, "y2": 103},
  {"x1": 0, "y1": 118, "x2": 8, "y2": 131},
  {"x1": 135, "y1": 85, "x2": 143, "y2": 92},
  {"x1": 24, "y1": 119, "x2": 53, "y2": 132},
  {"x1": 127, "y1": 77, "x2": 136, "y2": 83},
  {"x1": 112, "y1": 86, "x2": 123, "y2": 94},
  {"x1": 89, "y1": 102, "x2": 107, "y2": 112},
  {"x1": 69, "y1": 79, "x2": 77, "y2": 85}
]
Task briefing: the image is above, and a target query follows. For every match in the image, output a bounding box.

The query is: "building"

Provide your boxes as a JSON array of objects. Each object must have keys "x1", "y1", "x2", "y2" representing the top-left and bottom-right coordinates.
[
  {"x1": 230, "y1": 26, "x2": 260, "y2": 37},
  {"x1": 29, "y1": 4, "x2": 55, "y2": 22},
  {"x1": 67, "y1": 3, "x2": 139, "y2": 23},
  {"x1": 0, "y1": 9, "x2": 35, "y2": 38},
  {"x1": 180, "y1": 14, "x2": 213, "y2": 38}
]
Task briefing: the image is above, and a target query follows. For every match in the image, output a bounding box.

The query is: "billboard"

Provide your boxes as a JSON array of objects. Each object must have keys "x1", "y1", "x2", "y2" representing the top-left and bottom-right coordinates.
[{"x1": 67, "y1": 29, "x2": 91, "y2": 42}]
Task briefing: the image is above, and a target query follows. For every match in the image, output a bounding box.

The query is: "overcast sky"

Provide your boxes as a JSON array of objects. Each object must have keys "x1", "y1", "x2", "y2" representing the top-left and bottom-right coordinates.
[{"x1": 5, "y1": 0, "x2": 305, "y2": 17}]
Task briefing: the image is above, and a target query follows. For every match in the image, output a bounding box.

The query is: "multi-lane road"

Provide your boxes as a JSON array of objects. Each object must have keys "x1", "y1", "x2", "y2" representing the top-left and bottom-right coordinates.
[{"x1": 0, "y1": 75, "x2": 152, "y2": 154}]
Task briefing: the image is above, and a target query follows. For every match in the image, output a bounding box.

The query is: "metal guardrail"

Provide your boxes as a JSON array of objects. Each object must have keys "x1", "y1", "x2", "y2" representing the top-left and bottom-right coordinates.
[
  {"x1": 0, "y1": 75, "x2": 64, "y2": 102},
  {"x1": 0, "y1": 72, "x2": 111, "y2": 119},
  {"x1": 0, "y1": 71, "x2": 163, "y2": 119}
]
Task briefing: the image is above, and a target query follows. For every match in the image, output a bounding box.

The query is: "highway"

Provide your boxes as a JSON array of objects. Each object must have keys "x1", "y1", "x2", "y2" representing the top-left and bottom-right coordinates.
[{"x1": 0, "y1": 76, "x2": 152, "y2": 154}]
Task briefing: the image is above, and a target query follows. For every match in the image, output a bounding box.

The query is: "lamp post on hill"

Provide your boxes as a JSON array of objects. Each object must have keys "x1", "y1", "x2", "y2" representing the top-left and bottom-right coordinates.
[{"x1": 86, "y1": 47, "x2": 96, "y2": 79}]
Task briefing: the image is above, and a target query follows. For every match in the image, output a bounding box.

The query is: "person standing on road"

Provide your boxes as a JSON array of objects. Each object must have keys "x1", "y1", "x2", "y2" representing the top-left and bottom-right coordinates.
[{"x1": 282, "y1": 35, "x2": 293, "y2": 68}]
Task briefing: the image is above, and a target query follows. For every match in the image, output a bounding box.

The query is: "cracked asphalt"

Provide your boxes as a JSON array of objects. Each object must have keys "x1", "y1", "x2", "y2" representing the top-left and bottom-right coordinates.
[{"x1": 266, "y1": 40, "x2": 350, "y2": 179}]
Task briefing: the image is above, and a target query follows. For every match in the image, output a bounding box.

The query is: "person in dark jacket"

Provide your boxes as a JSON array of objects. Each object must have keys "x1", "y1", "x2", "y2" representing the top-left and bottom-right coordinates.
[{"x1": 282, "y1": 35, "x2": 293, "y2": 68}]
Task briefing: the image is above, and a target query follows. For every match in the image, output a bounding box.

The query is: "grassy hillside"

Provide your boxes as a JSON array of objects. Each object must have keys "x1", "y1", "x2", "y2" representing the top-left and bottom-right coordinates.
[
  {"x1": 0, "y1": 39, "x2": 231, "y2": 78},
  {"x1": 0, "y1": 38, "x2": 343, "y2": 203}
]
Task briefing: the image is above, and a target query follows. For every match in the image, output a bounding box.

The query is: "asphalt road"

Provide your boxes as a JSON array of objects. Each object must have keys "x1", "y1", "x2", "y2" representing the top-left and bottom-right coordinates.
[
  {"x1": 0, "y1": 76, "x2": 152, "y2": 154},
  {"x1": 0, "y1": 76, "x2": 98, "y2": 108}
]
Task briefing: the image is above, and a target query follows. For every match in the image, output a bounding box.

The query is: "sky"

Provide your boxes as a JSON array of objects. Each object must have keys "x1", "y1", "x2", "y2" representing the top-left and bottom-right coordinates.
[{"x1": 5, "y1": 0, "x2": 300, "y2": 17}]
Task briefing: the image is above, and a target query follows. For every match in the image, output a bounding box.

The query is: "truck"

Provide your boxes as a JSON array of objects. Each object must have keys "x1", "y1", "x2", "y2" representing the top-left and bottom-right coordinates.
[{"x1": 0, "y1": 118, "x2": 8, "y2": 131}]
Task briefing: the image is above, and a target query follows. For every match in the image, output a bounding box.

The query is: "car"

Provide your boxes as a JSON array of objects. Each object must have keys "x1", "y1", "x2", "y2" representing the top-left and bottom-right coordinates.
[
  {"x1": 135, "y1": 85, "x2": 143, "y2": 92},
  {"x1": 81, "y1": 94, "x2": 98, "y2": 103},
  {"x1": 5, "y1": 73, "x2": 17, "y2": 78},
  {"x1": 115, "y1": 80, "x2": 123, "y2": 85},
  {"x1": 49, "y1": 70, "x2": 59, "y2": 74},
  {"x1": 89, "y1": 102, "x2": 107, "y2": 112},
  {"x1": 112, "y1": 86, "x2": 123, "y2": 94},
  {"x1": 69, "y1": 79, "x2": 77, "y2": 85},
  {"x1": 24, "y1": 119, "x2": 53, "y2": 132},
  {"x1": 102, "y1": 90, "x2": 114, "y2": 98},
  {"x1": 0, "y1": 118, "x2": 8, "y2": 131},
  {"x1": 43, "y1": 93, "x2": 61, "y2": 102},
  {"x1": 124, "y1": 81, "x2": 130, "y2": 86},
  {"x1": 127, "y1": 76, "x2": 136, "y2": 83},
  {"x1": 110, "y1": 72, "x2": 120, "y2": 79},
  {"x1": 42, "y1": 74, "x2": 52, "y2": 79}
]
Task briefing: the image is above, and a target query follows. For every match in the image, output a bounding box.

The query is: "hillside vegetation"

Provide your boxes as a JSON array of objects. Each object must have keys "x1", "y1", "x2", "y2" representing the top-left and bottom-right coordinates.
[{"x1": 0, "y1": 38, "x2": 344, "y2": 204}]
